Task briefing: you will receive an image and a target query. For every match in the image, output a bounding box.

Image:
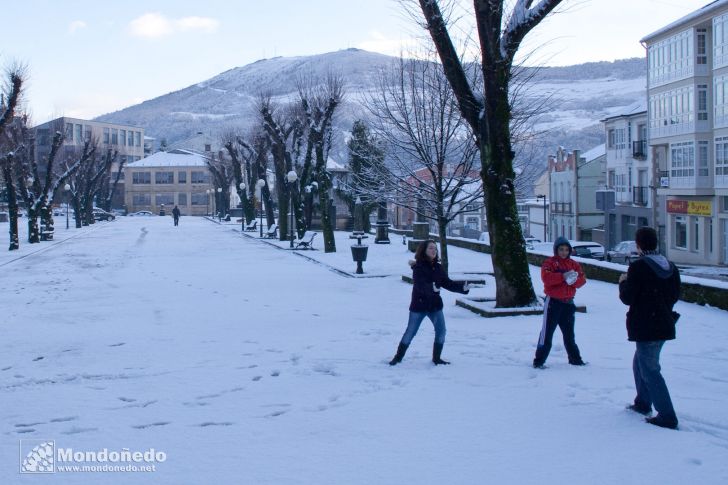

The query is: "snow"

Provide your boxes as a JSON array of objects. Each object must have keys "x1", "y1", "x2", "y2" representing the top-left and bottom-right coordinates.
[
  {"x1": 1, "y1": 216, "x2": 727, "y2": 484},
  {"x1": 125, "y1": 150, "x2": 208, "y2": 168}
]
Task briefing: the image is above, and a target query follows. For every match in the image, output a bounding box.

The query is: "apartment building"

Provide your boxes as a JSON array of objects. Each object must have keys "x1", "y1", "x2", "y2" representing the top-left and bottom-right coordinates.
[
  {"x1": 124, "y1": 150, "x2": 213, "y2": 215},
  {"x1": 33, "y1": 117, "x2": 144, "y2": 208},
  {"x1": 642, "y1": 0, "x2": 728, "y2": 265},
  {"x1": 548, "y1": 145, "x2": 606, "y2": 241},
  {"x1": 598, "y1": 107, "x2": 657, "y2": 251}
]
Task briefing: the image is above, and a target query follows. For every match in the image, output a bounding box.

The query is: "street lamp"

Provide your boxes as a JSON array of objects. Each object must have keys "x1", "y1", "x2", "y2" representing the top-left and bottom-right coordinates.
[
  {"x1": 205, "y1": 189, "x2": 210, "y2": 217},
  {"x1": 536, "y1": 194, "x2": 547, "y2": 241},
  {"x1": 287, "y1": 170, "x2": 298, "y2": 248},
  {"x1": 64, "y1": 183, "x2": 71, "y2": 230},
  {"x1": 217, "y1": 187, "x2": 222, "y2": 221},
  {"x1": 256, "y1": 178, "x2": 266, "y2": 237},
  {"x1": 239, "y1": 182, "x2": 246, "y2": 231}
]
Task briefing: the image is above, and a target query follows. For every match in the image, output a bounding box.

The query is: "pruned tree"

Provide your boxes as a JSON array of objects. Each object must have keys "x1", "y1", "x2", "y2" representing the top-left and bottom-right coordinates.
[
  {"x1": 363, "y1": 55, "x2": 482, "y2": 271},
  {"x1": 417, "y1": 0, "x2": 562, "y2": 307},
  {"x1": 237, "y1": 134, "x2": 275, "y2": 228},
  {"x1": 297, "y1": 73, "x2": 345, "y2": 253},
  {"x1": 205, "y1": 152, "x2": 234, "y2": 219},
  {"x1": 59, "y1": 141, "x2": 98, "y2": 228},
  {"x1": 97, "y1": 154, "x2": 125, "y2": 212},
  {"x1": 0, "y1": 66, "x2": 24, "y2": 250},
  {"x1": 222, "y1": 129, "x2": 258, "y2": 225}
]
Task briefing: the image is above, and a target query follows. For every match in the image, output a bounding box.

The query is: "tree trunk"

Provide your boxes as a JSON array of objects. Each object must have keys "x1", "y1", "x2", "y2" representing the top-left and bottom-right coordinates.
[
  {"x1": 319, "y1": 192, "x2": 336, "y2": 253},
  {"x1": 278, "y1": 187, "x2": 289, "y2": 241},
  {"x1": 27, "y1": 209, "x2": 40, "y2": 243},
  {"x1": 72, "y1": 197, "x2": 82, "y2": 228},
  {"x1": 437, "y1": 215, "x2": 449, "y2": 274},
  {"x1": 482, "y1": 79, "x2": 536, "y2": 308},
  {"x1": 262, "y1": 185, "x2": 275, "y2": 227},
  {"x1": 40, "y1": 204, "x2": 54, "y2": 233}
]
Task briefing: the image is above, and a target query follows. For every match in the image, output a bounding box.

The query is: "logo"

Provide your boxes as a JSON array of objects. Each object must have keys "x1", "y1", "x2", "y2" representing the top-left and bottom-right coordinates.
[{"x1": 20, "y1": 440, "x2": 55, "y2": 473}]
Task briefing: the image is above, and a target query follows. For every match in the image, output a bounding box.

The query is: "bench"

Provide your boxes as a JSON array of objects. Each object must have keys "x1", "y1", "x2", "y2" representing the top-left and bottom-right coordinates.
[
  {"x1": 294, "y1": 231, "x2": 317, "y2": 250},
  {"x1": 263, "y1": 223, "x2": 278, "y2": 239},
  {"x1": 243, "y1": 220, "x2": 257, "y2": 232},
  {"x1": 40, "y1": 224, "x2": 54, "y2": 241}
]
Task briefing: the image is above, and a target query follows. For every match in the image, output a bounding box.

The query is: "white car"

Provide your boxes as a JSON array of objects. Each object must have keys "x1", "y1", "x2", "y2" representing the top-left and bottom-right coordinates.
[
  {"x1": 128, "y1": 211, "x2": 154, "y2": 217},
  {"x1": 569, "y1": 240, "x2": 605, "y2": 260}
]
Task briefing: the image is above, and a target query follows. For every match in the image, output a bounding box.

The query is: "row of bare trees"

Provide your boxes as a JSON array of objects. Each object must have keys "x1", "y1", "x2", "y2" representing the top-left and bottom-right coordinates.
[{"x1": 0, "y1": 67, "x2": 124, "y2": 250}]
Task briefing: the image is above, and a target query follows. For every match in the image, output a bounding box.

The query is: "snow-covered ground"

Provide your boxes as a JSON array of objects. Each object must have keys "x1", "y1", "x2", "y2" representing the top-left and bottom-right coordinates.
[{"x1": 1, "y1": 216, "x2": 727, "y2": 484}]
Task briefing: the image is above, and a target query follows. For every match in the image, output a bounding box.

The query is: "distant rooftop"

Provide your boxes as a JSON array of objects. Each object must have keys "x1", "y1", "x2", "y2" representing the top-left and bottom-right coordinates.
[{"x1": 126, "y1": 149, "x2": 208, "y2": 168}]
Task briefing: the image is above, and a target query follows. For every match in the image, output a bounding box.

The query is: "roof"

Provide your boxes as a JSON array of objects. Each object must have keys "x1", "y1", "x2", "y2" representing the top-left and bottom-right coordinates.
[
  {"x1": 600, "y1": 103, "x2": 647, "y2": 122},
  {"x1": 125, "y1": 150, "x2": 209, "y2": 168},
  {"x1": 580, "y1": 144, "x2": 606, "y2": 163},
  {"x1": 641, "y1": 0, "x2": 728, "y2": 43},
  {"x1": 327, "y1": 157, "x2": 348, "y2": 172}
]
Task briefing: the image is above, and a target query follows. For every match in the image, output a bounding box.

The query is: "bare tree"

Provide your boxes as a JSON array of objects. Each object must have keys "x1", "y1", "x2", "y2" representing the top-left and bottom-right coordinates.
[
  {"x1": 0, "y1": 66, "x2": 24, "y2": 250},
  {"x1": 417, "y1": 0, "x2": 562, "y2": 307},
  {"x1": 205, "y1": 152, "x2": 235, "y2": 219},
  {"x1": 363, "y1": 55, "x2": 482, "y2": 271}
]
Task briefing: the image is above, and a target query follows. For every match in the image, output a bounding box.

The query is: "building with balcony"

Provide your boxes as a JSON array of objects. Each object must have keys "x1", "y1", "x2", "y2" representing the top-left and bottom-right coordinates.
[
  {"x1": 548, "y1": 145, "x2": 606, "y2": 241},
  {"x1": 124, "y1": 149, "x2": 213, "y2": 216},
  {"x1": 32, "y1": 117, "x2": 144, "y2": 208},
  {"x1": 598, "y1": 107, "x2": 657, "y2": 251},
  {"x1": 642, "y1": 0, "x2": 728, "y2": 265}
]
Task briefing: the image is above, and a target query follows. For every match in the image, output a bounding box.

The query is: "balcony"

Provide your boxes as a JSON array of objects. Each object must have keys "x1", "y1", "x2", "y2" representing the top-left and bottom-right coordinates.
[
  {"x1": 550, "y1": 202, "x2": 572, "y2": 214},
  {"x1": 632, "y1": 140, "x2": 647, "y2": 160},
  {"x1": 633, "y1": 186, "x2": 649, "y2": 206}
]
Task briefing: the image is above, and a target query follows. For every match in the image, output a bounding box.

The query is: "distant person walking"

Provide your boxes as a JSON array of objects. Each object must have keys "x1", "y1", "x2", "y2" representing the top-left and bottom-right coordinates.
[
  {"x1": 389, "y1": 240, "x2": 471, "y2": 366},
  {"x1": 619, "y1": 227, "x2": 681, "y2": 430},
  {"x1": 533, "y1": 237, "x2": 587, "y2": 369},
  {"x1": 172, "y1": 205, "x2": 181, "y2": 226}
]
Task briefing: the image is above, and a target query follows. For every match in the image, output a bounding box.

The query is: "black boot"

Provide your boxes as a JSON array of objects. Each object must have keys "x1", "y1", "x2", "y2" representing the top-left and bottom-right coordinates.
[
  {"x1": 432, "y1": 342, "x2": 450, "y2": 365},
  {"x1": 389, "y1": 342, "x2": 408, "y2": 365}
]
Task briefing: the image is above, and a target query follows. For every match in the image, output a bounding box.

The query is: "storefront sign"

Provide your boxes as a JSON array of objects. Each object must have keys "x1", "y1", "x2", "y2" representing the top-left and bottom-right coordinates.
[{"x1": 666, "y1": 199, "x2": 712, "y2": 216}]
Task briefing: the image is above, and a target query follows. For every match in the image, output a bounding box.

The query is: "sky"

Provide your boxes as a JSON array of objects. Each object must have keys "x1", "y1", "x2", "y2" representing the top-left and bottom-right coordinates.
[{"x1": 0, "y1": 0, "x2": 716, "y2": 124}]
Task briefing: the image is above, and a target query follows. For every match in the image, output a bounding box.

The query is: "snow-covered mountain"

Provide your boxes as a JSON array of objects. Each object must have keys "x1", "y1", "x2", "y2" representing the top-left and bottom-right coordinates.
[{"x1": 96, "y1": 48, "x2": 646, "y2": 166}]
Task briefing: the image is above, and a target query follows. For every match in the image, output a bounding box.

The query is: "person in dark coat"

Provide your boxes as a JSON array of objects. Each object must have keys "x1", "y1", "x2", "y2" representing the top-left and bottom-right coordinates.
[
  {"x1": 619, "y1": 227, "x2": 681, "y2": 430},
  {"x1": 389, "y1": 240, "x2": 471, "y2": 366},
  {"x1": 172, "y1": 205, "x2": 181, "y2": 226},
  {"x1": 533, "y1": 236, "x2": 587, "y2": 368}
]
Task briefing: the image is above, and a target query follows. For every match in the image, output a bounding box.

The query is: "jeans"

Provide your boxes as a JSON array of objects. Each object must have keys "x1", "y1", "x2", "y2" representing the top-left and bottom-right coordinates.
[
  {"x1": 533, "y1": 297, "x2": 582, "y2": 365},
  {"x1": 633, "y1": 341, "x2": 677, "y2": 424},
  {"x1": 400, "y1": 310, "x2": 446, "y2": 345}
]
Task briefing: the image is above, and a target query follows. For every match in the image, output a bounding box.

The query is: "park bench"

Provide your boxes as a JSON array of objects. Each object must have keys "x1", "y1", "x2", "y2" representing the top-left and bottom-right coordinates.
[
  {"x1": 263, "y1": 223, "x2": 278, "y2": 239},
  {"x1": 294, "y1": 231, "x2": 317, "y2": 250},
  {"x1": 244, "y1": 220, "x2": 257, "y2": 232},
  {"x1": 40, "y1": 224, "x2": 54, "y2": 241}
]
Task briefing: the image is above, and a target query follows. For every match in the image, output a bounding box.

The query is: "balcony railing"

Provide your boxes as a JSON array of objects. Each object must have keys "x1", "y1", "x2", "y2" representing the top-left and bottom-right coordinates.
[
  {"x1": 633, "y1": 186, "x2": 649, "y2": 206},
  {"x1": 632, "y1": 140, "x2": 647, "y2": 160}
]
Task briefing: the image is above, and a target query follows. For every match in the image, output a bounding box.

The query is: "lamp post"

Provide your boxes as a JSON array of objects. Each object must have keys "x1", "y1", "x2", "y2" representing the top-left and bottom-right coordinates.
[
  {"x1": 217, "y1": 187, "x2": 222, "y2": 221},
  {"x1": 256, "y1": 178, "x2": 266, "y2": 237},
  {"x1": 536, "y1": 194, "x2": 547, "y2": 241},
  {"x1": 239, "y1": 182, "x2": 246, "y2": 231},
  {"x1": 64, "y1": 183, "x2": 71, "y2": 230},
  {"x1": 287, "y1": 170, "x2": 298, "y2": 248},
  {"x1": 205, "y1": 189, "x2": 210, "y2": 217}
]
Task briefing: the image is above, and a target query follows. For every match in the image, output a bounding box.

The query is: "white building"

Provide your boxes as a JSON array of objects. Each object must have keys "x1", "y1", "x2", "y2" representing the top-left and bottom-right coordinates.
[
  {"x1": 642, "y1": 0, "x2": 728, "y2": 265},
  {"x1": 599, "y1": 106, "x2": 657, "y2": 251},
  {"x1": 548, "y1": 145, "x2": 606, "y2": 241}
]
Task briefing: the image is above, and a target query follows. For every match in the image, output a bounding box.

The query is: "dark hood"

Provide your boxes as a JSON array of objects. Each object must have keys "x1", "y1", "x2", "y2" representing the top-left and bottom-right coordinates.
[
  {"x1": 553, "y1": 236, "x2": 572, "y2": 256},
  {"x1": 642, "y1": 254, "x2": 674, "y2": 279}
]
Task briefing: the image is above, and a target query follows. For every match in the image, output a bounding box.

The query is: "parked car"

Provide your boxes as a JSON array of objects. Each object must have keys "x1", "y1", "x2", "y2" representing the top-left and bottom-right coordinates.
[
  {"x1": 569, "y1": 240, "x2": 605, "y2": 260},
  {"x1": 111, "y1": 208, "x2": 126, "y2": 216},
  {"x1": 607, "y1": 240, "x2": 639, "y2": 264},
  {"x1": 92, "y1": 208, "x2": 115, "y2": 221},
  {"x1": 128, "y1": 210, "x2": 154, "y2": 217},
  {"x1": 524, "y1": 236, "x2": 541, "y2": 249}
]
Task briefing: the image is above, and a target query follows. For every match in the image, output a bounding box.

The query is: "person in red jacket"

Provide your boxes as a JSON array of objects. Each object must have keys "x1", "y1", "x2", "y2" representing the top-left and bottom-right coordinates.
[{"x1": 533, "y1": 237, "x2": 587, "y2": 368}]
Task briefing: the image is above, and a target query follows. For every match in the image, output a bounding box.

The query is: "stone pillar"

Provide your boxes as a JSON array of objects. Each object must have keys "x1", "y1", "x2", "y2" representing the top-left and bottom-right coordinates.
[{"x1": 374, "y1": 200, "x2": 390, "y2": 244}]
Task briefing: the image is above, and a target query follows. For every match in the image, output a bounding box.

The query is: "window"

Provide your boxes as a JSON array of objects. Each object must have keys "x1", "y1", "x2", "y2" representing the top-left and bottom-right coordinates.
[
  {"x1": 127, "y1": 131, "x2": 133, "y2": 146},
  {"x1": 698, "y1": 85, "x2": 708, "y2": 121},
  {"x1": 204, "y1": 144, "x2": 212, "y2": 152},
  {"x1": 608, "y1": 129, "x2": 616, "y2": 148},
  {"x1": 466, "y1": 217, "x2": 478, "y2": 229},
  {"x1": 155, "y1": 171, "x2": 174, "y2": 184},
  {"x1": 84, "y1": 126, "x2": 92, "y2": 141},
  {"x1": 722, "y1": 196, "x2": 728, "y2": 212},
  {"x1": 38, "y1": 129, "x2": 50, "y2": 146},
  {"x1": 697, "y1": 29, "x2": 707, "y2": 65},
  {"x1": 155, "y1": 193, "x2": 174, "y2": 205},
  {"x1": 178, "y1": 171, "x2": 187, "y2": 184},
  {"x1": 132, "y1": 172, "x2": 151, "y2": 184},
  {"x1": 75, "y1": 124, "x2": 83, "y2": 143},
  {"x1": 698, "y1": 141, "x2": 709, "y2": 177},
  {"x1": 132, "y1": 193, "x2": 151, "y2": 205},
  {"x1": 463, "y1": 203, "x2": 478, "y2": 212},
  {"x1": 670, "y1": 141, "x2": 695, "y2": 177},
  {"x1": 693, "y1": 217, "x2": 700, "y2": 251},
  {"x1": 120, "y1": 130, "x2": 126, "y2": 146},
  {"x1": 178, "y1": 193, "x2": 187, "y2": 206},
  {"x1": 103, "y1": 128, "x2": 110, "y2": 144},
  {"x1": 111, "y1": 129, "x2": 118, "y2": 145},
  {"x1": 675, "y1": 215, "x2": 687, "y2": 249},
  {"x1": 191, "y1": 192, "x2": 209, "y2": 205},
  {"x1": 191, "y1": 171, "x2": 209, "y2": 184},
  {"x1": 717, "y1": 136, "x2": 728, "y2": 175},
  {"x1": 135, "y1": 132, "x2": 141, "y2": 147},
  {"x1": 608, "y1": 170, "x2": 615, "y2": 188},
  {"x1": 65, "y1": 123, "x2": 73, "y2": 140}
]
